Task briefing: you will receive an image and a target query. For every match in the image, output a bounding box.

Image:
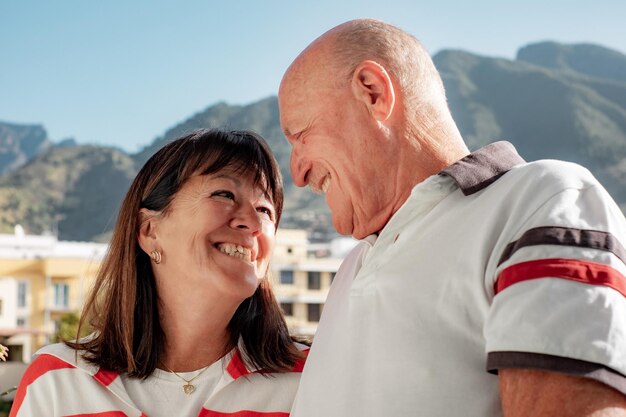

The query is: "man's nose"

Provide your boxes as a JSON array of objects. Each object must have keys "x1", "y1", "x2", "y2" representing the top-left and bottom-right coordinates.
[{"x1": 290, "y1": 145, "x2": 311, "y2": 188}]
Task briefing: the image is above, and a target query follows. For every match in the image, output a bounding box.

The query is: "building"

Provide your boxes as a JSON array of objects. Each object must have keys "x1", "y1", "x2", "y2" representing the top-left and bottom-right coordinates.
[
  {"x1": 0, "y1": 227, "x2": 353, "y2": 362},
  {"x1": 0, "y1": 226, "x2": 107, "y2": 362},
  {"x1": 272, "y1": 229, "x2": 356, "y2": 337}
]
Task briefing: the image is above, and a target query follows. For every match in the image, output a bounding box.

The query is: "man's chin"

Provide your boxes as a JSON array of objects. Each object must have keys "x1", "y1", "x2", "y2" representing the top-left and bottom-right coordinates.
[{"x1": 331, "y1": 215, "x2": 353, "y2": 237}]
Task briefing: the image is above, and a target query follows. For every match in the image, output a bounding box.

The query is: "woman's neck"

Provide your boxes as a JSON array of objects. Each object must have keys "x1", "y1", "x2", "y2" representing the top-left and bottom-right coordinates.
[{"x1": 157, "y1": 290, "x2": 240, "y2": 372}]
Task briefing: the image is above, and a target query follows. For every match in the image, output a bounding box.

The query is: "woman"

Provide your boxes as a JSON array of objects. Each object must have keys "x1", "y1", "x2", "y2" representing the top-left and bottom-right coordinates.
[{"x1": 10, "y1": 129, "x2": 307, "y2": 417}]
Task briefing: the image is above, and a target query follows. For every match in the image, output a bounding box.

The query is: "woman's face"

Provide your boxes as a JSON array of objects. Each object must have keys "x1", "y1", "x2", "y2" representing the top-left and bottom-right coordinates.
[{"x1": 152, "y1": 170, "x2": 277, "y2": 301}]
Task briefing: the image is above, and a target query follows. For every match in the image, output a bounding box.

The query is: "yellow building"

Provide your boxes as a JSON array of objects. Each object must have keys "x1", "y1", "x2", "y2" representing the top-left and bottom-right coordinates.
[{"x1": 0, "y1": 227, "x2": 106, "y2": 362}]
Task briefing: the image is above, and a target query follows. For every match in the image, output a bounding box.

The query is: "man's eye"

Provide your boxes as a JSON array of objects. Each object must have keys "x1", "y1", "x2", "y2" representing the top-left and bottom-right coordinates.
[{"x1": 212, "y1": 190, "x2": 235, "y2": 200}]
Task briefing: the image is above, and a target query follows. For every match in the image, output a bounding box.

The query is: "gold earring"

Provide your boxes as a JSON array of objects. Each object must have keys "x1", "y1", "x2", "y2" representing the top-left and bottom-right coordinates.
[{"x1": 150, "y1": 250, "x2": 162, "y2": 264}]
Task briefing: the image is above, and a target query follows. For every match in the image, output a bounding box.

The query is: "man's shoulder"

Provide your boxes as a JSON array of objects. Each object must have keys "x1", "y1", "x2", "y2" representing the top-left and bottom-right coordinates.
[
  {"x1": 476, "y1": 158, "x2": 601, "y2": 209},
  {"x1": 508, "y1": 159, "x2": 597, "y2": 190}
]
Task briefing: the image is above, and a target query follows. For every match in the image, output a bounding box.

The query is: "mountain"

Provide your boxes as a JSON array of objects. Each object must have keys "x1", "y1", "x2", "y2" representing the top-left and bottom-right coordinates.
[
  {"x1": 0, "y1": 121, "x2": 51, "y2": 175},
  {"x1": 516, "y1": 42, "x2": 626, "y2": 83},
  {"x1": 0, "y1": 99, "x2": 333, "y2": 241},
  {"x1": 0, "y1": 40, "x2": 625, "y2": 241},
  {"x1": 0, "y1": 145, "x2": 136, "y2": 241}
]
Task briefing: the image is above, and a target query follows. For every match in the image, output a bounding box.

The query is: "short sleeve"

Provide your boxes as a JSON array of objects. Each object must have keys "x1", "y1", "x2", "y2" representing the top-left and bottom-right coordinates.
[{"x1": 484, "y1": 179, "x2": 626, "y2": 394}]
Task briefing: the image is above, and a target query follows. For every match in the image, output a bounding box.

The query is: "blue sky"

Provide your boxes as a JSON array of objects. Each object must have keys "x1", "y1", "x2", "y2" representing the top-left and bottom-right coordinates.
[{"x1": 2, "y1": 0, "x2": 625, "y2": 152}]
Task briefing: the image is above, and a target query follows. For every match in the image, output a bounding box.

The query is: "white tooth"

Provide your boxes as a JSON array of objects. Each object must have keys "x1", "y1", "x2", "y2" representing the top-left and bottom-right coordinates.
[
  {"x1": 218, "y1": 243, "x2": 254, "y2": 262},
  {"x1": 219, "y1": 244, "x2": 234, "y2": 255},
  {"x1": 310, "y1": 175, "x2": 330, "y2": 194},
  {"x1": 321, "y1": 176, "x2": 330, "y2": 193}
]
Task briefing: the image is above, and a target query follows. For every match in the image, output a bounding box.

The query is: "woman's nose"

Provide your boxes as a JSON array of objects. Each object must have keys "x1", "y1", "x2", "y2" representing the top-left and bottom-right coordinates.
[{"x1": 230, "y1": 203, "x2": 262, "y2": 234}]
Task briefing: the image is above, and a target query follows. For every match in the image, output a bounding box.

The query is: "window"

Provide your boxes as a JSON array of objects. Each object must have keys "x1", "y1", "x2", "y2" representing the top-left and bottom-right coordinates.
[
  {"x1": 307, "y1": 271, "x2": 321, "y2": 290},
  {"x1": 17, "y1": 317, "x2": 26, "y2": 328},
  {"x1": 53, "y1": 283, "x2": 69, "y2": 308},
  {"x1": 0, "y1": 299, "x2": 3, "y2": 315},
  {"x1": 280, "y1": 270, "x2": 294, "y2": 285},
  {"x1": 17, "y1": 281, "x2": 27, "y2": 307},
  {"x1": 307, "y1": 304, "x2": 321, "y2": 322},
  {"x1": 280, "y1": 303, "x2": 293, "y2": 316}
]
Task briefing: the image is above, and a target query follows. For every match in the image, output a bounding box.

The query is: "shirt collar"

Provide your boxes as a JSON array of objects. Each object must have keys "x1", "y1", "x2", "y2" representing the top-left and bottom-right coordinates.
[{"x1": 440, "y1": 141, "x2": 525, "y2": 196}]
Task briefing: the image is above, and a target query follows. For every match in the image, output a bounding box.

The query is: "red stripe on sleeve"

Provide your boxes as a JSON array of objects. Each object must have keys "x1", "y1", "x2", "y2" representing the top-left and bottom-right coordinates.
[
  {"x1": 495, "y1": 258, "x2": 626, "y2": 297},
  {"x1": 9, "y1": 354, "x2": 75, "y2": 417},
  {"x1": 199, "y1": 410, "x2": 289, "y2": 417},
  {"x1": 93, "y1": 368, "x2": 119, "y2": 386}
]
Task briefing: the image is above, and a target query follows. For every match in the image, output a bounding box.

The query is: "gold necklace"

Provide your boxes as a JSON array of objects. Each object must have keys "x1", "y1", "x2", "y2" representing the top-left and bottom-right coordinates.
[{"x1": 161, "y1": 363, "x2": 212, "y2": 395}]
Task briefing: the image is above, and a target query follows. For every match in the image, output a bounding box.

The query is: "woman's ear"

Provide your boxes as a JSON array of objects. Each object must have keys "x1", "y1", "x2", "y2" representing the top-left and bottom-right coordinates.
[
  {"x1": 137, "y1": 208, "x2": 159, "y2": 255},
  {"x1": 350, "y1": 60, "x2": 396, "y2": 121}
]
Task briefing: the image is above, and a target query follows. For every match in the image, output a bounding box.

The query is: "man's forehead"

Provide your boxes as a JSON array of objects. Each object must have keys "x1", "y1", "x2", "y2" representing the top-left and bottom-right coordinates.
[
  {"x1": 278, "y1": 68, "x2": 312, "y2": 131},
  {"x1": 279, "y1": 38, "x2": 340, "y2": 131},
  {"x1": 280, "y1": 60, "x2": 315, "y2": 101},
  {"x1": 281, "y1": 37, "x2": 334, "y2": 93}
]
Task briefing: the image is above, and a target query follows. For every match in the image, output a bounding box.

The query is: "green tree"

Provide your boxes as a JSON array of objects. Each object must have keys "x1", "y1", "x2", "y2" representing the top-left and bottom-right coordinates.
[{"x1": 52, "y1": 312, "x2": 91, "y2": 343}]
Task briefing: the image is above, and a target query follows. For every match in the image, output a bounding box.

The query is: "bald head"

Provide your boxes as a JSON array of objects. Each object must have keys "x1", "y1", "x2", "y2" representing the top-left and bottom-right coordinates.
[{"x1": 281, "y1": 19, "x2": 446, "y2": 112}]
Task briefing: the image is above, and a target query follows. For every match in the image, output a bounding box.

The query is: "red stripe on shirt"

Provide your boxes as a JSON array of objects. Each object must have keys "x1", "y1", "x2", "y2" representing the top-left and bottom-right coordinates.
[
  {"x1": 66, "y1": 412, "x2": 131, "y2": 417},
  {"x1": 93, "y1": 368, "x2": 119, "y2": 386},
  {"x1": 199, "y1": 410, "x2": 289, "y2": 417},
  {"x1": 290, "y1": 348, "x2": 309, "y2": 373},
  {"x1": 495, "y1": 258, "x2": 626, "y2": 297},
  {"x1": 9, "y1": 354, "x2": 75, "y2": 417},
  {"x1": 226, "y1": 350, "x2": 251, "y2": 380}
]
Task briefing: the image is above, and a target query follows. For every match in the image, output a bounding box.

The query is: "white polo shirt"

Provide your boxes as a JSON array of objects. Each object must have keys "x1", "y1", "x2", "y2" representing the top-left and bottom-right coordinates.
[{"x1": 291, "y1": 141, "x2": 626, "y2": 417}]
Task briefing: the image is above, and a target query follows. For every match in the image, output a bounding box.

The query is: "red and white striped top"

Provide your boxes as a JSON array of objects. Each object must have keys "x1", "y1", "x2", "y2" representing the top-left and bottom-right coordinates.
[{"x1": 10, "y1": 342, "x2": 306, "y2": 417}]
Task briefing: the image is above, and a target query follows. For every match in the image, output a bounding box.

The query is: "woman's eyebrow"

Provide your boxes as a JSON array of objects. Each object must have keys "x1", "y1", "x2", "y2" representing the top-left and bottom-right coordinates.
[{"x1": 212, "y1": 173, "x2": 242, "y2": 186}]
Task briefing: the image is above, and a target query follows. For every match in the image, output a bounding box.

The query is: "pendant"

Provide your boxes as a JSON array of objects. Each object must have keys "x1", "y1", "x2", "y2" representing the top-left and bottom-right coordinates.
[{"x1": 183, "y1": 383, "x2": 196, "y2": 395}]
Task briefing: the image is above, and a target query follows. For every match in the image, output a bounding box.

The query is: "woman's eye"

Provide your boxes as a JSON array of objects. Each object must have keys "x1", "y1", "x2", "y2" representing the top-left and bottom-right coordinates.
[
  {"x1": 212, "y1": 190, "x2": 235, "y2": 200},
  {"x1": 257, "y1": 206, "x2": 274, "y2": 219}
]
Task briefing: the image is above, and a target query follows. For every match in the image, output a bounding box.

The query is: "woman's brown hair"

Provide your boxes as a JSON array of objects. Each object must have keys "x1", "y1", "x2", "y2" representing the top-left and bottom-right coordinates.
[{"x1": 68, "y1": 129, "x2": 303, "y2": 377}]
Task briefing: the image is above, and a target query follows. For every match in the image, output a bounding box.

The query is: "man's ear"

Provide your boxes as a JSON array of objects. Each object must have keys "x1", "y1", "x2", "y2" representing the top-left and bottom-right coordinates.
[
  {"x1": 137, "y1": 208, "x2": 160, "y2": 255},
  {"x1": 351, "y1": 60, "x2": 396, "y2": 121}
]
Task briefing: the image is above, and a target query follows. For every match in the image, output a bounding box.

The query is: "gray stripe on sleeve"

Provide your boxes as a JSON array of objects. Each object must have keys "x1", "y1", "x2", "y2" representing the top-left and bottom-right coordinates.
[
  {"x1": 498, "y1": 226, "x2": 626, "y2": 266},
  {"x1": 487, "y1": 351, "x2": 626, "y2": 396}
]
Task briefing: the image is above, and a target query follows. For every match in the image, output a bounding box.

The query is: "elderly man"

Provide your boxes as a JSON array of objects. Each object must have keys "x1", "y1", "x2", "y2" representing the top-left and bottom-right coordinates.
[{"x1": 279, "y1": 19, "x2": 626, "y2": 417}]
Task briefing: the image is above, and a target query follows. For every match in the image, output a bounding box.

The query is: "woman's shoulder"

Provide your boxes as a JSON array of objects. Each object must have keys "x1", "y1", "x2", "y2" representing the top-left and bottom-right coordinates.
[
  {"x1": 30, "y1": 343, "x2": 78, "y2": 369},
  {"x1": 291, "y1": 341, "x2": 310, "y2": 373},
  {"x1": 31, "y1": 340, "x2": 101, "y2": 376},
  {"x1": 12, "y1": 344, "x2": 78, "y2": 399}
]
